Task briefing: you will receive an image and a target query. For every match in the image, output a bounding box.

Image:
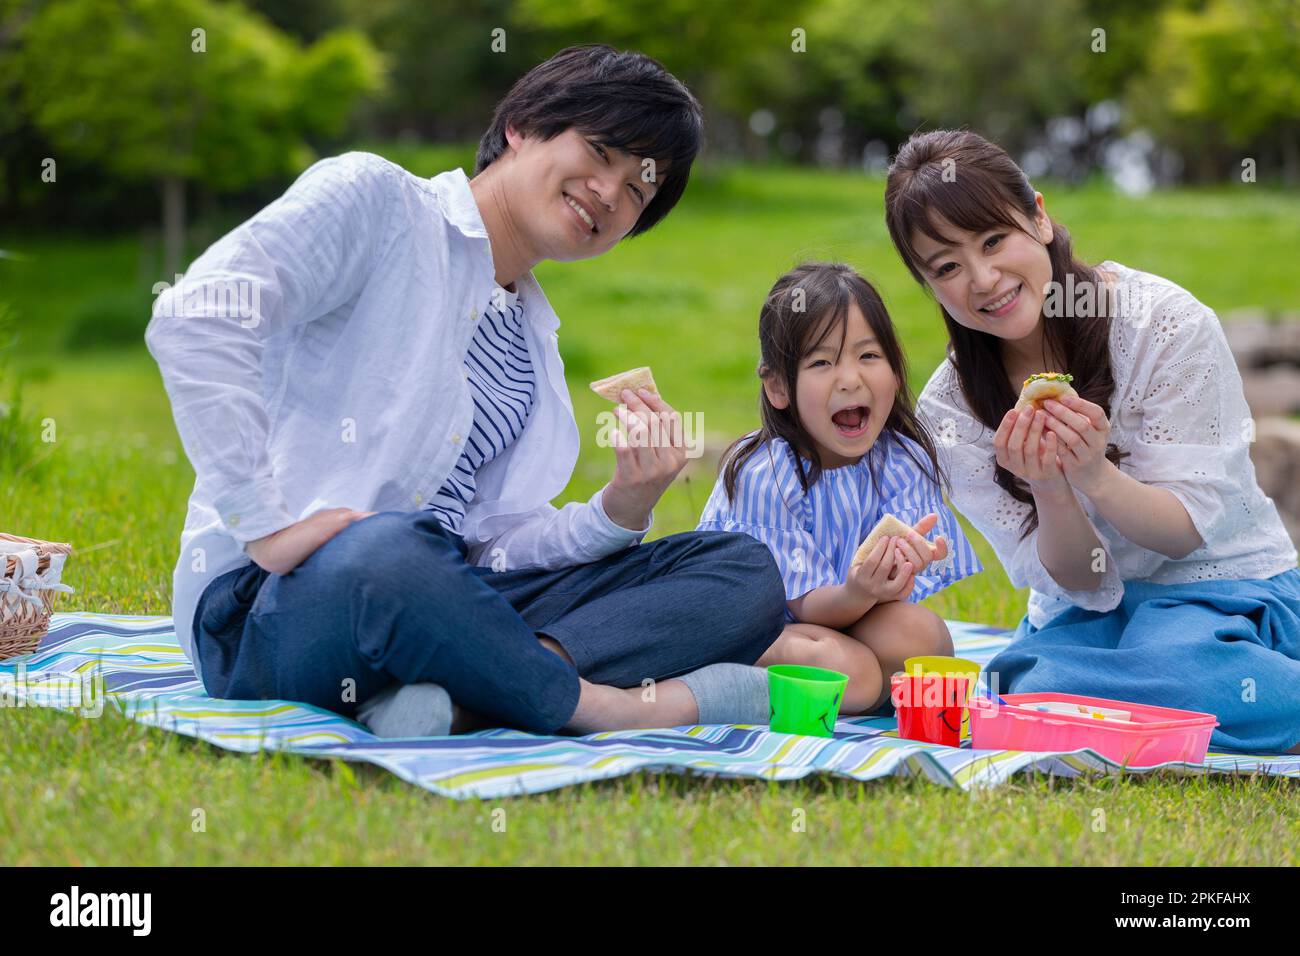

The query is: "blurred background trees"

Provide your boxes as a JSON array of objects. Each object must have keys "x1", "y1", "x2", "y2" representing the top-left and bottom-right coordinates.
[{"x1": 1, "y1": 0, "x2": 1297, "y2": 244}]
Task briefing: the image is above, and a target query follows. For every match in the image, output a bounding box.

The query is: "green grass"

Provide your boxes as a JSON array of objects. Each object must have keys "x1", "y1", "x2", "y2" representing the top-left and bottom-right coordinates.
[{"x1": 2, "y1": 151, "x2": 1298, "y2": 864}]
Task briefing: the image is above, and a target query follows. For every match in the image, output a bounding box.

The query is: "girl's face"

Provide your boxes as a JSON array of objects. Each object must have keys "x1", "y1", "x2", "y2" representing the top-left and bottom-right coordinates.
[
  {"x1": 908, "y1": 194, "x2": 1054, "y2": 345},
  {"x1": 764, "y1": 300, "x2": 899, "y2": 469}
]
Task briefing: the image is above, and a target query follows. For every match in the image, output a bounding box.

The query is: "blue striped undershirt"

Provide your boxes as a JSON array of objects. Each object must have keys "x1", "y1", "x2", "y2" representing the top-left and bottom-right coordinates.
[{"x1": 426, "y1": 287, "x2": 535, "y2": 533}]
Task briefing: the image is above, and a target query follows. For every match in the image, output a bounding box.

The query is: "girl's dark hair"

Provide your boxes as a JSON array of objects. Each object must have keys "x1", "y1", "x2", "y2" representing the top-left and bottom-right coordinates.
[
  {"x1": 475, "y1": 44, "x2": 704, "y2": 237},
  {"x1": 884, "y1": 129, "x2": 1126, "y2": 539},
  {"x1": 722, "y1": 261, "x2": 943, "y2": 505}
]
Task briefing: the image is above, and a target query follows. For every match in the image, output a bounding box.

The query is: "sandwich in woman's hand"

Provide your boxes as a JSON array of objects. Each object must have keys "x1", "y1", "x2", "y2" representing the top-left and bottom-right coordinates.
[
  {"x1": 590, "y1": 366, "x2": 659, "y2": 403},
  {"x1": 1014, "y1": 372, "x2": 1076, "y2": 412},
  {"x1": 850, "y1": 513, "x2": 914, "y2": 569}
]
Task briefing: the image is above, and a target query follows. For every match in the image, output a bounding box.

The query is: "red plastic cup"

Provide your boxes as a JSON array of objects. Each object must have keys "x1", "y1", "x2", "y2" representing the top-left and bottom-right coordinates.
[{"x1": 890, "y1": 673, "x2": 970, "y2": 746}]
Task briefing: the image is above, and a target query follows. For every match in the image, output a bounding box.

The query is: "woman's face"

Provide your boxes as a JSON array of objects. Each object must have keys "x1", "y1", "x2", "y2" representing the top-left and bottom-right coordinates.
[{"x1": 907, "y1": 194, "x2": 1055, "y2": 346}]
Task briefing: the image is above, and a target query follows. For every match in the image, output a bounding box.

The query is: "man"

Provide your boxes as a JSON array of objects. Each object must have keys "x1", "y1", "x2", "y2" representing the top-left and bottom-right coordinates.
[{"x1": 146, "y1": 45, "x2": 786, "y2": 737}]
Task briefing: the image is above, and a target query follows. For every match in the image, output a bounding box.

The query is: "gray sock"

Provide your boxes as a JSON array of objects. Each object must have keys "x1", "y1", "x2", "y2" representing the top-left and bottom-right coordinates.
[
  {"x1": 357, "y1": 682, "x2": 453, "y2": 738},
  {"x1": 677, "y1": 663, "x2": 770, "y2": 726}
]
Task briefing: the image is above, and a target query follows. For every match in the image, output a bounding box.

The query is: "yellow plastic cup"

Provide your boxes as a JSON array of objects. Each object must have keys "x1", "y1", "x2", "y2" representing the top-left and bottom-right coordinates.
[{"x1": 903, "y1": 655, "x2": 982, "y2": 739}]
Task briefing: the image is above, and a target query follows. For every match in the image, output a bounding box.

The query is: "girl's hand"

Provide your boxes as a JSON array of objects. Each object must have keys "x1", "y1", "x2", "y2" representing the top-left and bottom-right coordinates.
[
  {"x1": 891, "y1": 512, "x2": 950, "y2": 576},
  {"x1": 601, "y1": 387, "x2": 689, "y2": 531},
  {"x1": 845, "y1": 536, "x2": 917, "y2": 605},
  {"x1": 995, "y1": 406, "x2": 1069, "y2": 499},
  {"x1": 1041, "y1": 395, "x2": 1113, "y2": 497}
]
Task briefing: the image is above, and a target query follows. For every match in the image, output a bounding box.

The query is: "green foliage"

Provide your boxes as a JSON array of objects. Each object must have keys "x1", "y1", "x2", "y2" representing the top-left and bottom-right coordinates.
[
  {"x1": 1131, "y1": 0, "x2": 1300, "y2": 148},
  {"x1": 892, "y1": 0, "x2": 1091, "y2": 151},
  {"x1": 9, "y1": 0, "x2": 384, "y2": 192},
  {"x1": 515, "y1": 0, "x2": 816, "y2": 113},
  {"x1": 342, "y1": 0, "x2": 543, "y2": 139}
]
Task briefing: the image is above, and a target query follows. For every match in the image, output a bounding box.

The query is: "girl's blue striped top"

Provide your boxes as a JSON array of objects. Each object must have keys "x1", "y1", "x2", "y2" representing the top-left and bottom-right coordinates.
[
  {"x1": 697, "y1": 430, "x2": 982, "y2": 620},
  {"x1": 426, "y1": 287, "x2": 535, "y2": 533}
]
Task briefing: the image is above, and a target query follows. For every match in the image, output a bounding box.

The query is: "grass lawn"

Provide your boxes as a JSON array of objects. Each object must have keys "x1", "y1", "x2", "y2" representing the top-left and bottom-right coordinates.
[{"x1": 2, "y1": 150, "x2": 1298, "y2": 864}]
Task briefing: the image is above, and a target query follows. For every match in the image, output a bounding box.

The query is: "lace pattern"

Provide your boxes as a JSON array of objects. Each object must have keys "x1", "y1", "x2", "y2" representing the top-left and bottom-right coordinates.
[{"x1": 918, "y1": 261, "x2": 1297, "y2": 627}]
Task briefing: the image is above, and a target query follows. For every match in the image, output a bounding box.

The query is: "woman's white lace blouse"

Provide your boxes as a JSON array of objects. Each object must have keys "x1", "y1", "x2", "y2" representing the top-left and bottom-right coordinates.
[{"x1": 917, "y1": 260, "x2": 1298, "y2": 628}]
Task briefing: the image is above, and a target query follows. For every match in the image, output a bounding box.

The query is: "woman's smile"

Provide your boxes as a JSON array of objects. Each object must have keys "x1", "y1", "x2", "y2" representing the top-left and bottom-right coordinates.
[{"x1": 978, "y1": 282, "x2": 1022, "y2": 318}]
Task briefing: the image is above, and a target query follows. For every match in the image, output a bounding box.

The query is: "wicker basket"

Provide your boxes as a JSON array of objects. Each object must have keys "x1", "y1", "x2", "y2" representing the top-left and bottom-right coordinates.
[{"x1": 0, "y1": 533, "x2": 74, "y2": 660}]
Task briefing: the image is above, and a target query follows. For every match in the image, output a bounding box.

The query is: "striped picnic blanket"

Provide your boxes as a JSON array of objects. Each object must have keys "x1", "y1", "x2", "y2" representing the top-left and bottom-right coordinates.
[{"x1": 4, "y1": 612, "x2": 1296, "y2": 799}]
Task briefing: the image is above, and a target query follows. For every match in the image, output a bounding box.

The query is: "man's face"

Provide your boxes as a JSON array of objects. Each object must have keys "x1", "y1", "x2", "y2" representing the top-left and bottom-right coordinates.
[{"x1": 503, "y1": 126, "x2": 659, "y2": 262}]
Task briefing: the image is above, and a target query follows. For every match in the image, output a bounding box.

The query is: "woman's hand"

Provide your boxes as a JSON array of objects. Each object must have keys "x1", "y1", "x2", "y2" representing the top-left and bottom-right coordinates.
[
  {"x1": 845, "y1": 536, "x2": 917, "y2": 605},
  {"x1": 244, "y1": 507, "x2": 376, "y2": 574},
  {"x1": 601, "y1": 387, "x2": 689, "y2": 531},
  {"x1": 1040, "y1": 395, "x2": 1114, "y2": 497},
  {"x1": 995, "y1": 405, "x2": 1070, "y2": 499}
]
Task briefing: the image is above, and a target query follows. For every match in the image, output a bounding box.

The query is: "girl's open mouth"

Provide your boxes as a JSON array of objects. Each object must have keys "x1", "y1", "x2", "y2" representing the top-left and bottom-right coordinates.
[{"x1": 831, "y1": 405, "x2": 870, "y2": 438}]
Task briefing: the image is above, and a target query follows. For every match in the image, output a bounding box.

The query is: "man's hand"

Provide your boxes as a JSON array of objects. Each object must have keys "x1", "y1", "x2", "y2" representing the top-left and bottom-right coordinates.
[
  {"x1": 244, "y1": 507, "x2": 376, "y2": 574},
  {"x1": 601, "y1": 387, "x2": 688, "y2": 531}
]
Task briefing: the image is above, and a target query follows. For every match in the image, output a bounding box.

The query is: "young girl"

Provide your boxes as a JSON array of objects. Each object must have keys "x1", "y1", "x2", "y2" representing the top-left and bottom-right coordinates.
[
  {"x1": 697, "y1": 262, "x2": 983, "y2": 716},
  {"x1": 886, "y1": 129, "x2": 1300, "y2": 753}
]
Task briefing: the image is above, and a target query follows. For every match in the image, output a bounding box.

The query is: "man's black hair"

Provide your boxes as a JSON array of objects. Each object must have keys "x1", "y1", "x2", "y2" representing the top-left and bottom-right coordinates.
[{"x1": 475, "y1": 44, "x2": 704, "y2": 237}]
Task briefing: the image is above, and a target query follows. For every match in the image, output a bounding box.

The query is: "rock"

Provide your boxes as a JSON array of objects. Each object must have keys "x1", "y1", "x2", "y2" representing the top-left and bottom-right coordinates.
[
  {"x1": 1241, "y1": 366, "x2": 1300, "y2": 416},
  {"x1": 1223, "y1": 310, "x2": 1300, "y2": 368},
  {"x1": 1223, "y1": 311, "x2": 1276, "y2": 368},
  {"x1": 1250, "y1": 417, "x2": 1300, "y2": 546}
]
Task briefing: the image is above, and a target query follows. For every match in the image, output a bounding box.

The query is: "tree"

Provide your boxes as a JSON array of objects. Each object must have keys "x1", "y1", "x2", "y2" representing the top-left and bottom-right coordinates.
[
  {"x1": 889, "y1": 0, "x2": 1092, "y2": 156},
  {"x1": 9, "y1": 0, "x2": 383, "y2": 277},
  {"x1": 1128, "y1": 0, "x2": 1300, "y2": 183}
]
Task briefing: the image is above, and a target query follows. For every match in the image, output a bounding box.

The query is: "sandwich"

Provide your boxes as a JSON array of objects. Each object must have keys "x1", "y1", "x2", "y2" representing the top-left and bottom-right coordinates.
[
  {"x1": 850, "y1": 513, "x2": 914, "y2": 569},
  {"x1": 1013, "y1": 372, "x2": 1076, "y2": 412},
  {"x1": 589, "y1": 366, "x2": 659, "y2": 403}
]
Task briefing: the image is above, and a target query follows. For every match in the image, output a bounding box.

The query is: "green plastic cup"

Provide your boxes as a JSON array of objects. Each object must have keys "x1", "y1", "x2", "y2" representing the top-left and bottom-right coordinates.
[{"x1": 767, "y1": 664, "x2": 849, "y2": 737}]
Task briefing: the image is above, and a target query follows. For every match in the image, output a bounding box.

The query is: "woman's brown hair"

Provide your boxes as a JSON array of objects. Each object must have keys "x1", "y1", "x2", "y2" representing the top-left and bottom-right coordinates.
[
  {"x1": 722, "y1": 261, "x2": 942, "y2": 504},
  {"x1": 884, "y1": 129, "x2": 1126, "y2": 539}
]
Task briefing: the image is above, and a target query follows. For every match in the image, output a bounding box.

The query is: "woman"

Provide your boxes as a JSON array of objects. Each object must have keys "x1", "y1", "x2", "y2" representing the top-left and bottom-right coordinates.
[{"x1": 884, "y1": 129, "x2": 1300, "y2": 753}]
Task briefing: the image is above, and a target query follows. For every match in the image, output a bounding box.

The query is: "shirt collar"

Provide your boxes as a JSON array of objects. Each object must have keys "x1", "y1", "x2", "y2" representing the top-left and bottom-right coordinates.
[
  {"x1": 431, "y1": 167, "x2": 490, "y2": 241},
  {"x1": 431, "y1": 167, "x2": 560, "y2": 334}
]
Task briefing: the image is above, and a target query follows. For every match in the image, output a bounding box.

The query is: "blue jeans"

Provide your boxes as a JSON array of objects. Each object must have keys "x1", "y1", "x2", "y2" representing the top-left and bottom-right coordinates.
[{"x1": 192, "y1": 510, "x2": 787, "y2": 733}]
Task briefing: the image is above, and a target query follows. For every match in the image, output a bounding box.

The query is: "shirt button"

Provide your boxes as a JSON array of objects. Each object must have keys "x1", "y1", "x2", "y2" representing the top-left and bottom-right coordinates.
[
  {"x1": 451, "y1": 433, "x2": 461, "y2": 444},
  {"x1": 468, "y1": 308, "x2": 477, "y2": 322},
  {"x1": 227, "y1": 514, "x2": 241, "y2": 527}
]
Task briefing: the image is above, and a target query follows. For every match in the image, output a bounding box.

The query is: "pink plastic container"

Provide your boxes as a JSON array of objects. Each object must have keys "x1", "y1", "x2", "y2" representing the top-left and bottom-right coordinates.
[{"x1": 968, "y1": 692, "x2": 1219, "y2": 766}]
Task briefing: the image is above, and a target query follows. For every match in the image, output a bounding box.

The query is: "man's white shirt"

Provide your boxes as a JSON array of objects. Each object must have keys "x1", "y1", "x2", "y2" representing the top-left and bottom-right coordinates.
[{"x1": 146, "y1": 152, "x2": 651, "y2": 680}]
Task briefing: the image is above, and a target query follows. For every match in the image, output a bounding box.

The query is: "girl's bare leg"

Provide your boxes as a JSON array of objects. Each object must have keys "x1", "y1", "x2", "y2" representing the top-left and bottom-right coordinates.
[
  {"x1": 756, "y1": 623, "x2": 884, "y2": 715},
  {"x1": 846, "y1": 601, "x2": 953, "y2": 710}
]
